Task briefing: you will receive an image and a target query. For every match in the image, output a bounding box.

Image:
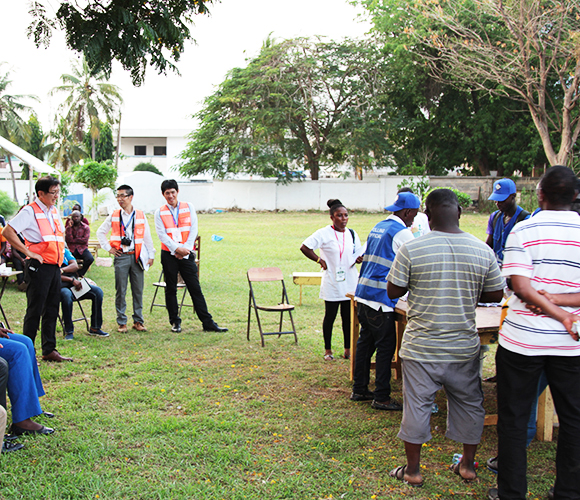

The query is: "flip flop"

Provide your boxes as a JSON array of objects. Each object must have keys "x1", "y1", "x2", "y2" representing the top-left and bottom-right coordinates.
[
  {"x1": 449, "y1": 462, "x2": 478, "y2": 483},
  {"x1": 389, "y1": 465, "x2": 423, "y2": 488},
  {"x1": 323, "y1": 354, "x2": 334, "y2": 361}
]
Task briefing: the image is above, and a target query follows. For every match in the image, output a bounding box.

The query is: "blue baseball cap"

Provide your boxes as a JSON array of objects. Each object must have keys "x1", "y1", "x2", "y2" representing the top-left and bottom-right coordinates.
[
  {"x1": 385, "y1": 192, "x2": 421, "y2": 212},
  {"x1": 488, "y1": 178, "x2": 516, "y2": 201}
]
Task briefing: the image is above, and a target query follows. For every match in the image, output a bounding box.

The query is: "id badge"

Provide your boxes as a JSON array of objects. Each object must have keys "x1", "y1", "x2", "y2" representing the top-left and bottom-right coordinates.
[{"x1": 335, "y1": 266, "x2": 346, "y2": 282}]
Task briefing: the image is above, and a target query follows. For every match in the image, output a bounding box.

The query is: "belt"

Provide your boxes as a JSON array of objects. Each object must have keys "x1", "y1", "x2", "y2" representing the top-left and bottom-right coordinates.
[{"x1": 124, "y1": 251, "x2": 135, "y2": 255}]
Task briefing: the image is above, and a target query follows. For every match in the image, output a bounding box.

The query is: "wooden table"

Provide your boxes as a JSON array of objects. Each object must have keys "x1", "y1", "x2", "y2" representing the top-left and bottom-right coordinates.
[
  {"x1": 0, "y1": 270, "x2": 22, "y2": 329},
  {"x1": 346, "y1": 294, "x2": 556, "y2": 441},
  {"x1": 292, "y1": 272, "x2": 323, "y2": 305}
]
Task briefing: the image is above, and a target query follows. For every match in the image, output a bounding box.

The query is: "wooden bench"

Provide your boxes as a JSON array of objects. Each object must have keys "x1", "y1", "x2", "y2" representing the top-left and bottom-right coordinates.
[{"x1": 87, "y1": 239, "x2": 101, "y2": 258}]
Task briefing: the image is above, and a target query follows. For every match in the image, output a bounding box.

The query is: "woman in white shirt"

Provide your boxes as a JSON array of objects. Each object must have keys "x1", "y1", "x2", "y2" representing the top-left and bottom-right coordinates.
[{"x1": 300, "y1": 199, "x2": 363, "y2": 361}]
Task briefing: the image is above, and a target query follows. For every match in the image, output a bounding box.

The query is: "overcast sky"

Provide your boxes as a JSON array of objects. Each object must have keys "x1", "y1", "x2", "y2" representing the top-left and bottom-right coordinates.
[{"x1": 1, "y1": 0, "x2": 372, "y2": 133}]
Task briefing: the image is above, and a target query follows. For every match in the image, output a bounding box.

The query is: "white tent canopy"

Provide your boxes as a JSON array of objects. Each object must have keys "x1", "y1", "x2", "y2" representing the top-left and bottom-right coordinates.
[{"x1": 0, "y1": 135, "x2": 58, "y2": 175}]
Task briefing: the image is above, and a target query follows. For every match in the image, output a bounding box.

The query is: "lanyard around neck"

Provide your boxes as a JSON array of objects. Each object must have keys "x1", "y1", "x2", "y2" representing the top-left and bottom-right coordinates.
[
  {"x1": 333, "y1": 226, "x2": 345, "y2": 261},
  {"x1": 121, "y1": 211, "x2": 135, "y2": 235}
]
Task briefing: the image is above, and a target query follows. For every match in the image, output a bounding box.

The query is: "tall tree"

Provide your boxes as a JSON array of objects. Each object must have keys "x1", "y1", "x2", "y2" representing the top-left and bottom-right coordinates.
[
  {"x1": 180, "y1": 37, "x2": 392, "y2": 181},
  {"x1": 360, "y1": 0, "x2": 547, "y2": 176},
  {"x1": 27, "y1": 0, "x2": 214, "y2": 86},
  {"x1": 0, "y1": 64, "x2": 36, "y2": 202},
  {"x1": 44, "y1": 118, "x2": 89, "y2": 171},
  {"x1": 83, "y1": 121, "x2": 115, "y2": 163},
  {"x1": 20, "y1": 115, "x2": 46, "y2": 179},
  {"x1": 51, "y1": 56, "x2": 123, "y2": 160},
  {"x1": 376, "y1": 0, "x2": 580, "y2": 168}
]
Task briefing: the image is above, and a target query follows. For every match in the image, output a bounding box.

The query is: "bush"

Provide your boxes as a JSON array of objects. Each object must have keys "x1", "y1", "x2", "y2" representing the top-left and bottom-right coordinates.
[
  {"x1": 134, "y1": 162, "x2": 162, "y2": 176},
  {"x1": 0, "y1": 190, "x2": 19, "y2": 218},
  {"x1": 423, "y1": 187, "x2": 472, "y2": 209}
]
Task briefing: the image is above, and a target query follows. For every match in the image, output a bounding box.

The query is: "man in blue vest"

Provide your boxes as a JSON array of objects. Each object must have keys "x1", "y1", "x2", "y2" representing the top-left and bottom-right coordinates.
[
  {"x1": 350, "y1": 192, "x2": 420, "y2": 411},
  {"x1": 486, "y1": 178, "x2": 530, "y2": 267}
]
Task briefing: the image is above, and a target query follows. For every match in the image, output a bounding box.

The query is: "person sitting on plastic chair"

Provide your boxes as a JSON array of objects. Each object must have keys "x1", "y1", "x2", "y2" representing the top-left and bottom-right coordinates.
[{"x1": 60, "y1": 247, "x2": 108, "y2": 340}]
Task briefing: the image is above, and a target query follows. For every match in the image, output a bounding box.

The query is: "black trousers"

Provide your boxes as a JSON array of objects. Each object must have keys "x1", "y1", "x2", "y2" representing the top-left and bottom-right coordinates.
[
  {"x1": 352, "y1": 304, "x2": 397, "y2": 402},
  {"x1": 22, "y1": 262, "x2": 61, "y2": 356},
  {"x1": 497, "y1": 345, "x2": 580, "y2": 500},
  {"x1": 161, "y1": 250, "x2": 213, "y2": 328},
  {"x1": 72, "y1": 248, "x2": 94, "y2": 277},
  {"x1": 0, "y1": 357, "x2": 7, "y2": 410}
]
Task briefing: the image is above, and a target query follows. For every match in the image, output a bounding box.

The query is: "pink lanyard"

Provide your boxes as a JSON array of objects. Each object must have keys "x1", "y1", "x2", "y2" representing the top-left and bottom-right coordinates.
[{"x1": 333, "y1": 226, "x2": 345, "y2": 263}]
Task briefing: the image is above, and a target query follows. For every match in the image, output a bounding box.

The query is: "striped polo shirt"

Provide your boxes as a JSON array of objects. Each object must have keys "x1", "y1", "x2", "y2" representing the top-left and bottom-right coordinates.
[
  {"x1": 500, "y1": 210, "x2": 580, "y2": 356},
  {"x1": 388, "y1": 231, "x2": 504, "y2": 362}
]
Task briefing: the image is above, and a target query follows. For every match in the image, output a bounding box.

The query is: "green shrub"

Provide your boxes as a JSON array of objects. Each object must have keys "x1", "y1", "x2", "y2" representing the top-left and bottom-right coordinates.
[
  {"x1": 134, "y1": 162, "x2": 163, "y2": 176},
  {"x1": 423, "y1": 187, "x2": 472, "y2": 208},
  {"x1": 0, "y1": 190, "x2": 19, "y2": 217},
  {"x1": 518, "y1": 188, "x2": 540, "y2": 213}
]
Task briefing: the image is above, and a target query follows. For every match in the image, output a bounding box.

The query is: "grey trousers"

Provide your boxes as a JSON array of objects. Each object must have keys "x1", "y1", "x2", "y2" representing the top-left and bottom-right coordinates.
[{"x1": 114, "y1": 253, "x2": 145, "y2": 325}]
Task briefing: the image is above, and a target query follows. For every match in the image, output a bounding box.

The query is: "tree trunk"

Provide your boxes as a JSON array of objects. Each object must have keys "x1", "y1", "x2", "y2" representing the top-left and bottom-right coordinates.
[
  {"x1": 7, "y1": 156, "x2": 19, "y2": 204},
  {"x1": 92, "y1": 137, "x2": 96, "y2": 161}
]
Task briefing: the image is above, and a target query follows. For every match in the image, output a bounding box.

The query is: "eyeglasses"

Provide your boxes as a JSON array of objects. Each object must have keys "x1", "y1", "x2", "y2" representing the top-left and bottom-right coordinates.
[
  {"x1": 47, "y1": 190, "x2": 60, "y2": 196},
  {"x1": 116, "y1": 194, "x2": 130, "y2": 199}
]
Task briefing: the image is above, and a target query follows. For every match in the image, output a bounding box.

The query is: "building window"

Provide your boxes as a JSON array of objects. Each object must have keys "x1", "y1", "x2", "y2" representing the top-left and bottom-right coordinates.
[
  {"x1": 134, "y1": 145, "x2": 147, "y2": 156},
  {"x1": 154, "y1": 146, "x2": 167, "y2": 156}
]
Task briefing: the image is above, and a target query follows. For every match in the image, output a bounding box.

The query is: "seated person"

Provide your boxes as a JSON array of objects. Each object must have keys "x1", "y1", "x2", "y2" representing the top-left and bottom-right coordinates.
[
  {"x1": 65, "y1": 204, "x2": 89, "y2": 228},
  {"x1": 65, "y1": 210, "x2": 93, "y2": 277},
  {"x1": 0, "y1": 357, "x2": 24, "y2": 452},
  {"x1": 0, "y1": 325, "x2": 54, "y2": 437},
  {"x1": 60, "y1": 248, "x2": 108, "y2": 339}
]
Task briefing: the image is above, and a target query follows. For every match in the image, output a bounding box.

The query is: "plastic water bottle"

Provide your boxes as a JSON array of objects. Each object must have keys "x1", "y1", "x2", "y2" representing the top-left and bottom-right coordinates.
[{"x1": 431, "y1": 403, "x2": 439, "y2": 413}]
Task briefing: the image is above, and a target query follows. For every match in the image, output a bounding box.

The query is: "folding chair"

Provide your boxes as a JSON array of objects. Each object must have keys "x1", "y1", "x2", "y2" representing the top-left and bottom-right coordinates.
[
  {"x1": 149, "y1": 235, "x2": 201, "y2": 315},
  {"x1": 58, "y1": 296, "x2": 90, "y2": 333},
  {"x1": 247, "y1": 267, "x2": 297, "y2": 347}
]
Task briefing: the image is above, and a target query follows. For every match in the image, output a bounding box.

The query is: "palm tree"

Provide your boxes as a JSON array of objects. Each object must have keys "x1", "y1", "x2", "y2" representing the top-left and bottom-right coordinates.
[
  {"x1": 43, "y1": 118, "x2": 89, "y2": 171},
  {"x1": 51, "y1": 56, "x2": 123, "y2": 160},
  {"x1": 0, "y1": 63, "x2": 37, "y2": 203}
]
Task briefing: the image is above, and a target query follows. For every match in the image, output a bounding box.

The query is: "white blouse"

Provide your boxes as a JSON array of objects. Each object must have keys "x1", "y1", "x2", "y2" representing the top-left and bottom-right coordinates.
[{"x1": 302, "y1": 225, "x2": 362, "y2": 301}]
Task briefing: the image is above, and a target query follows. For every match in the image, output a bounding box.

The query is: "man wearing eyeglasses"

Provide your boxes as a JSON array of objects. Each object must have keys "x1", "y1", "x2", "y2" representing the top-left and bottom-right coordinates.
[
  {"x1": 2, "y1": 176, "x2": 72, "y2": 362},
  {"x1": 97, "y1": 185, "x2": 155, "y2": 333}
]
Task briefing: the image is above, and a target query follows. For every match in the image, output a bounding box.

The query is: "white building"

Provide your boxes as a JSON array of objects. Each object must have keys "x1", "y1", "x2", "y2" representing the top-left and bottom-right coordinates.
[{"x1": 118, "y1": 128, "x2": 203, "y2": 180}]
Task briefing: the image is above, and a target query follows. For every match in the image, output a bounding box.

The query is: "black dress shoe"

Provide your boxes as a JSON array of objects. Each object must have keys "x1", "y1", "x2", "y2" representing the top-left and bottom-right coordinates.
[
  {"x1": 371, "y1": 398, "x2": 403, "y2": 411},
  {"x1": 350, "y1": 391, "x2": 375, "y2": 402},
  {"x1": 10, "y1": 424, "x2": 55, "y2": 436},
  {"x1": 2, "y1": 440, "x2": 24, "y2": 453},
  {"x1": 171, "y1": 323, "x2": 182, "y2": 333},
  {"x1": 203, "y1": 324, "x2": 228, "y2": 333}
]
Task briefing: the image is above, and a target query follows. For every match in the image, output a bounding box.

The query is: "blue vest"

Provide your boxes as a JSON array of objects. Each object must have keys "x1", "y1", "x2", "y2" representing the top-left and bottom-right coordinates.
[{"x1": 355, "y1": 218, "x2": 406, "y2": 307}]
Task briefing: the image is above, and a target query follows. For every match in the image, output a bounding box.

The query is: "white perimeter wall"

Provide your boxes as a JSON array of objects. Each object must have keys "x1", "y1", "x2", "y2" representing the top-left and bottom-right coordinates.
[{"x1": 0, "y1": 174, "x2": 424, "y2": 216}]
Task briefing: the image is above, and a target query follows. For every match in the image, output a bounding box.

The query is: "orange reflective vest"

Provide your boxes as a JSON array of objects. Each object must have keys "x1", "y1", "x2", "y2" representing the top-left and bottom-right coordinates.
[
  {"x1": 25, "y1": 202, "x2": 65, "y2": 266},
  {"x1": 159, "y1": 203, "x2": 191, "y2": 252},
  {"x1": 110, "y1": 209, "x2": 146, "y2": 260}
]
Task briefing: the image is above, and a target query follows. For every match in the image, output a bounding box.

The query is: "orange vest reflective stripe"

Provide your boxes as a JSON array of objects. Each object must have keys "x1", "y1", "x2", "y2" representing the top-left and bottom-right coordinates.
[
  {"x1": 159, "y1": 203, "x2": 191, "y2": 252},
  {"x1": 24, "y1": 202, "x2": 65, "y2": 266},
  {"x1": 110, "y1": 209, "x2": 145, "y2": 260}
]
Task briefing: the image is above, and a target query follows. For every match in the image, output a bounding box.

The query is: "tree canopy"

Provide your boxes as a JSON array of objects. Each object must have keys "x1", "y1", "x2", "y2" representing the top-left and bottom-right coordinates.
[
  {"x1": 179, "y1": 37, "x2": 392, "y2": 181},
  {"x1": 359, "y1": 0, "x2": 548, "y2": 176},
  {"x1": 28, "y1": 0, "x2": 214, "y2": 86},
  {"x1": 362, "y1": 0, "x2": 580, "y2": 168}
]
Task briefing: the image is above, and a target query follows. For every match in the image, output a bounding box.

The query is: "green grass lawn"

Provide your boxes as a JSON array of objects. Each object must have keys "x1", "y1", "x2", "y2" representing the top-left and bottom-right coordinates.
[{"x1": 0, "y1": 211, "x2": 557, "y2": 500}]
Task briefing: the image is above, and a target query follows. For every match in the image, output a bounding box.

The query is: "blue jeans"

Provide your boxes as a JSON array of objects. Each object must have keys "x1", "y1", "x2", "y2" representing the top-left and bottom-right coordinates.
[
  {"x1": 0, "y1": 333, "x2": 44, "y2": 422},
  {"x1": 60, "y1": 284, "x2": 104, "y2": 333},
  {"x1": 352, "y1": 303, "x2": 397, "y2": 402}
]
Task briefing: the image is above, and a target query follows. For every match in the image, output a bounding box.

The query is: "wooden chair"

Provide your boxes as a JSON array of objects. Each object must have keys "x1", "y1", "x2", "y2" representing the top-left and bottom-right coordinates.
[
  {"x1": 247, "y1": 267, "x2": 297, "y2": 347},
  {"x1": 150, "y1": 236, "x2": 201, "y2": 315}
]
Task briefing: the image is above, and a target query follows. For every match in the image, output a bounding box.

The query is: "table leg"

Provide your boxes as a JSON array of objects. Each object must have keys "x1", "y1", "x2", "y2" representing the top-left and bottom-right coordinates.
[
  {"x1": 536, "y1": 387, "x2": 554, "y2": 442},
  {"x1": 349, "y1": 297, "x2": 359, "y2": 381}
]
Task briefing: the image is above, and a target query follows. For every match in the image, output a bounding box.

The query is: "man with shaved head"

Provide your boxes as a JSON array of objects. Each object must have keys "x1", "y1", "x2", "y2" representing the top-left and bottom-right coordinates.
[{"x1": 386, "y1": 188, "x2": 504, "y2": 488}]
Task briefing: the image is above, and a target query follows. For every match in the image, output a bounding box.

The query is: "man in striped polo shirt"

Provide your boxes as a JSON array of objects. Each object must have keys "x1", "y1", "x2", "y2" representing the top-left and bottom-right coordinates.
[
  {"x1": 387, "y1": 188, "x2": 504, "y2": 488},
  {"x1": 489, "y1": 166, "x2": 580, "y2": 500}
]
